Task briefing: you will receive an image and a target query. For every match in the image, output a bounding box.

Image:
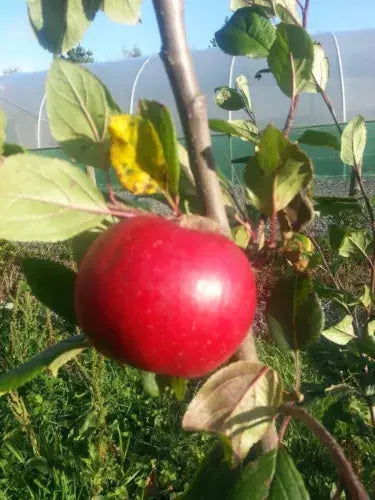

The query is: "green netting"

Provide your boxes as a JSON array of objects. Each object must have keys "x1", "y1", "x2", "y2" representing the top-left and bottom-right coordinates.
[
  {"x1": 32, "y1": 120, "x2": 375, "y2": 189},
  {"x1": 210, "y1": 121, "x2": 375, "y2": 184}
]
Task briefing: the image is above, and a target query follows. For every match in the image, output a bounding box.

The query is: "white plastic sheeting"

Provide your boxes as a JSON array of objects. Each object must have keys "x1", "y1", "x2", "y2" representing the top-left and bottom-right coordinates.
[{"x1": 0, "y1": 28, "x2": 374, "y2": 149}]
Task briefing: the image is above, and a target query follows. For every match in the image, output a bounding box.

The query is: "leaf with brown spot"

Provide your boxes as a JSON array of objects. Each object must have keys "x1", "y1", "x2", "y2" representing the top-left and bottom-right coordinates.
[
  {"x1": 278, "y1": 192, "x2": 314, "y2": 241},
  {"x1": 182, "y1": 361, "x2": 282, "y2": 463}
]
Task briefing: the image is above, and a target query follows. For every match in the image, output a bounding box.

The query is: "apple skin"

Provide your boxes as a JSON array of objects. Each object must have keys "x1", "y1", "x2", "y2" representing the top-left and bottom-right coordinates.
[{"x1": 74, "y1": 216, "x2": 257, "y2": 378}]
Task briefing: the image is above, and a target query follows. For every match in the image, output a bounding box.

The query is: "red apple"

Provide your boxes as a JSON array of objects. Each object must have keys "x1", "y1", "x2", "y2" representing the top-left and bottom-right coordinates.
[{"x1": 74, "y1": 216, "x2": 256, "y2": 378}]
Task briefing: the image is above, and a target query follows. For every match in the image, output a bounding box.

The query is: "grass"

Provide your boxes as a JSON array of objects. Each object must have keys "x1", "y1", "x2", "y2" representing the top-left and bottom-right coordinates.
[{"x1": 0, "y1": 240, "x2": 374, "y2": 498}]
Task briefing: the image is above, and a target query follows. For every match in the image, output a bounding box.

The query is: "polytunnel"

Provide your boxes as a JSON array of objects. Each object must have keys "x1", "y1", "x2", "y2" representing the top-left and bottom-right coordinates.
[{"x1": 0, "y1": 28, "x2": 375, "y2": 183}]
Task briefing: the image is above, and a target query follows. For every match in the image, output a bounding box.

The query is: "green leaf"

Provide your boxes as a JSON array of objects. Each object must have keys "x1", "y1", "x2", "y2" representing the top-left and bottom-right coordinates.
[
  {"x1": 215, "y1": 86, "x2": 244, "y2": 111},
  {"x1": 0, "y1": 335, "x2": 89, "y2": 396},
  {"x1": 268, "y1": 23, "x2": 314, "y2": 97},
  {"x1": 138, "y1": 100, "x2": 180, "y2": 195},
  {"x1": 357, "y1": 336, "x2": 375, "y2": 360},
  {"x1": 368, "y1": 320, "x2": 375, "y2": 336},
  {"x1": 231, "y1": 0, "x2": 275, "y2": 14},
  {"x1": 209, "y1": 119, "x2": 259, "y2": 142},
  {"x1": 338, "y1": 230, "x2": 371, "y2": 259},
  {"x1": 101, "y1": 0, "x2": 141, "y2": 24},
  {"x1": 269, "y1": 447, "x2": 310, "y2": 499},
  {"x1": 274, "y1": 0, "x2": 301, "y2": 25},
  {"x1": 182, "y1": 443, "x2": 240, "y2": 499},
  {"x1": 328, "y1": 226, "x2": 372, "y2": 259},
  {"x1": 236, "y1": 75, "x2": 252, "y2": 112},
  {"x1": 230, "y1": 447, "x2": 309, "y2": 499},
  {"x1": 27, "y1": 0, "x2": 101, "y2": 54},
  {"x1": 2, "y1": 143, "x2": 26, "y2": 156},
  {"x1": 340, "y1": 115, "x2": 367, "y2": 167},
  {"x1": 232, "y1": 225, "x2": 251, "y2": 249},
  {"x1": 229, "y1": 449, "x2": 277, "y2": 499},
  {"x1": 142, "y1": 372, "x2": 187, "y2": 400},
  {"x1": 177, "y1": 144, "x2": 200, "y2": 211},
  {"x1": 245, "y1": 125, "x2": 312, "y2": 217},
  {"x1": 267, "y1": 273, "x2": 324, "y2": 351},
  {"x1": 185, "y1": 445, "x2": 308, "y2": 500},
  {"x1": 215, "y1": 7, "x2": 276, "y2": 58},
  {"x1": 141, "y1": 371, "x2": 160, "y2": 398},
  {"x1": 0, "y1": 154, "x2": 108, "y2": 242},
  {"x1": 359, "y1": 285, "x2": 372, "y2": 309},
  {"x1": 302, "y1": 42, "x2": 330, "y2": 92},
  {"x1": 328, "y1": 226, "x2": 347, "y2": 252},
  {"x1": 182, "y1": 361, "x2": 282, "y2": 463},
  {"x1": 156, "y1": 374, "x2": 187, "y2": 401},
  {"x1": 21, "y1": 258, "x2": 76, "y2": 324},
  {"x1": 47, "y1": 58, "x2": 121, "y2": 169},
  {"x1": 298, "y1": 129, "x2": 340, "y2": 151},
  {"x1": 314, "y1": 197, "x2": 361, "y2": 216},
  {"x1": 314, "y1": 280, "x2": 352, "y2": 308},
  {"x1": 322, "y1": 315, "x2": 356, "y2": 345}
]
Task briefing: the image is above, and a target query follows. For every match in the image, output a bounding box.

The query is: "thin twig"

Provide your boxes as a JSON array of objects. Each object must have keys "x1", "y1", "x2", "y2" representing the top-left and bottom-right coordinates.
[
  {"x1": 283, "y1": 94, "x2": 300, "y2": 138},
  {"x1": 318, "y1": 86, "x2": 343, "y2": 135},
  {"x1": 278, "y1": 415, "x2": 292, "y2": 443},
  {"x1": 302, "y1": 0, "x2": 310, "y2": 27},
  {"x1": 19, "y1": 196, "x2": 143, "y2": 219},
  {"x1": 317, "y1": 84, "x2": 359, "y2": 195},
  {"x1": 280, "y1": 404, "x2": 369, "y2": 500},
  {"x1": 352, "y1": 164, "x2": 375, "y2": 293},
  {"x1": 283, "y1": 53, "x2": 298, "y2": 137},
  {"x1": 307, "y1": 231, "x2": 343, "y2": 289},
  {"x1": 163, "y1": 190, "x2": 181, "y2": 216},
  {"x1": 368, "y1": 398, "x2": 375, "y2": 427},
  {"x1": 293, "y1": 349, "x2": 301, "y2": 392},
  {"x1": 105, "y1": 168, "x2": 118, "y2": 206},
  {"x1": 296, "y1": 0, "x2": 304, "y2": 11},
  {"x1": 269, "y1": 181, "x2": 277, "y2": 247},
  {"x1": 283, "y1": 0, "x2": 309, "y2": 137},
  {"x1": 234, "y1": 213, "x2": 253, "y2": 242},
  {"x1": 152, "y1": 0, "x2": 230, "y2": 236},
  {"x1": 282, "y1": 0, "x2": 311, "y2": 135}
]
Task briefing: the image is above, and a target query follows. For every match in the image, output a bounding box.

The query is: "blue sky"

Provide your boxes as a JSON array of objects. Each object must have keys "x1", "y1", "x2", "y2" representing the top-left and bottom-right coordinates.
[{"x1": 0, "y1": 0, "x2": 374, "y2": 73}]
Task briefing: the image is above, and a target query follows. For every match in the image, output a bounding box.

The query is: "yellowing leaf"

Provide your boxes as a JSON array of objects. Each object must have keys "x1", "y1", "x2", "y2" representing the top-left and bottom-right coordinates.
[{"x1": 109, "y1": 114, "x2": 167, "y2": 195}]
